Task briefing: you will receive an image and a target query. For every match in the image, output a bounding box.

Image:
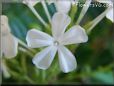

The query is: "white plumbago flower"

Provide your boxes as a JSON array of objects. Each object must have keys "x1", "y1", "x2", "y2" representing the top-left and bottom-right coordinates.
[
  {"x1": 1, "y1": 15, "x2": 18, "y2": 58},
  {"x1": 97, "y1": 0, "x2": 113, "y2": 22},
  {"x1": 1, "y1": 15, "x2": 18, "y2": 78},
  {"x1": 26, "y1": 12, "x2": 88, "y2": 73},
  {"x1": 22, "y1": 0, "x2": 40, "y2": 6}
]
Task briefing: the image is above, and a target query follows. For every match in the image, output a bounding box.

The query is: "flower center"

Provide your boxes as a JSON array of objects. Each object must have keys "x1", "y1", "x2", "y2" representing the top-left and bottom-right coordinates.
[{"x1": 53, "y1": 41, "x2": 59, "y2": 46}]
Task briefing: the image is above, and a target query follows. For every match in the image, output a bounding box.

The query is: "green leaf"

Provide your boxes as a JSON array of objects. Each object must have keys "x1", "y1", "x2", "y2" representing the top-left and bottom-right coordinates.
[{"x1": 92, "y1": 71, "x2": 114, "y2": 84}]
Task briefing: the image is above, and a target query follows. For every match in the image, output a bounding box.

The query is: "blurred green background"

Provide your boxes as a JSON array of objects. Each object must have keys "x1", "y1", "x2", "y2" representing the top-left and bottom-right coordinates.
[{"x1": 2, "y1": 1, "x2": 114, "y2": 85}]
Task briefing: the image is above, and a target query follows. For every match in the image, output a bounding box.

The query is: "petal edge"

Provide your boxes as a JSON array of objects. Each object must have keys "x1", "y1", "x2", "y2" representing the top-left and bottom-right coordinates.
[
  {"x1": 58, "y1": 46, "x2": 77, "y2": 73},
  {"x1": 60, "y1": 25, "x2": 88, "y2": 45},
  {"x1": 32, "y1": 46, "x2": 57, "y2": 70}
]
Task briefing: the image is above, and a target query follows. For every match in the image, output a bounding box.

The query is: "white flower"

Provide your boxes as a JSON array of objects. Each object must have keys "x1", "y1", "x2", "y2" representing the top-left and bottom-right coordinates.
[
  {"x1": 1, "y1": 15, "x2": 18, "y2": 78},
  {"x1": 97, "y1": 0, "x2": 113, "y2": 22},
  {"x1": 106, "y1": 8, "x2": 113, "y2": 22},
  {"x1": 1, "y1": 15, "x2": 18, "y2": 58},
  {"x1": 22, "y1": 0, "x2": 40, "y2": 6},
  {"x1": 26, "y1": 12, "x2": 88, "y2": 73}
]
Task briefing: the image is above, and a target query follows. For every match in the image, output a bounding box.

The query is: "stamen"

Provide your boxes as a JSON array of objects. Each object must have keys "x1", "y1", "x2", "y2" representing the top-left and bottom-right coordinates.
[{"x1": 54, "y1": 41, "x2": 59, "y2": 46}]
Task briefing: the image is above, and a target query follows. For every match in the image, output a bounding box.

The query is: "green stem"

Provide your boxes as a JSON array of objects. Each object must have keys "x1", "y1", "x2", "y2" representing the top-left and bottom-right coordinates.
[
  {"x1": 69, "y1": 4, "x2": 78, "y2": 26},
  {"x1": 86, "y1": 7, "x2": 112, "y2": 34},
  {"x1": 41, "y1": 1, "x2": 51, "y2": 23},
  {"x1": 71, "y1": 8, "x2": 111, "y2": 62},
  {"x1": 18, "y1": 38, "x2": 37, "y2": 53},
  {"x1": 28, "y1": 4, "x2": 48, "y2": 28},
  {"x1": 9, "y1": 69, "x2": 21, "y2": 78},
  {"x1": 48, "y1": 59, "x2": 59, "y2": 82},
  {"x1": 76, "y1": 0, "x2": 92, "y2": 25},
  {"x1": 1, "y1": 60, "x2": 11, "y2": 78},
  {"x1": 24, "y1": 76, "x2": 36, "y2": 84},
  {"x1": 18, "y1": 47, "x2": 34, "y2": 57},
  {"x1": 6, "y1": 59, "x2": 36, "y2": 84},
  {"x1": 25, "y1": 1, "x2": 49, "y2": 28},
  {"x1": 41, "y1": 70, "x2": 46, "y2": 83},
  {"x1": 21, "y1": 55, "x2": 27, "y2": 73}
]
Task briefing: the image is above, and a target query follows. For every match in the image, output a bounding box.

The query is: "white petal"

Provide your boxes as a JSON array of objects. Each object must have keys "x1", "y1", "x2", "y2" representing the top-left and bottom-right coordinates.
[
  {"x1": 2, "y1": 34, "x2": 18, "y2": 58},
  {"x1": 106, "y1": 8, "x2": 113, "y2": 22},
  {"x1": 1, "y1": 15, "x2": 11, "y2": 35},
  {"x1": 32, "y1": 46, "x2": 57, "y2": 70},
  {"x1": 23, "y1": 0, "x2": 40, "y2": 6},
  {"x1": 55, "y1": 0, "x2": 71, "y2": 13},
  {"x1": 60, "y1": 25, "x2": 88, "y2": 45},
  {"x1": 26, "y1": 29, "x2": 53, "y2": 48},
  {"x1": 58, "y1": 46, "x2": 77, "y2": 73},
  {"x1": 51, "y1": 12, "x2": 71, "y2": 40}
]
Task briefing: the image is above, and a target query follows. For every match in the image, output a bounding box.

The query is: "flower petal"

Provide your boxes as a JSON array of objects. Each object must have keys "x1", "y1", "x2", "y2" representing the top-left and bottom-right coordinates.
[
  {"x1": 106, "y1": 8, "x2": 113, "y2": 22},
  {"x1": 60, "y1": 25, "x2": 88, "y2": 45},
  {"x1": 51, "y1": 12, "x2": 71, "y2": 40},
  {"x1": 26, "y1": 29, "x2": 53, "y2": 48},
  {"x1": 58, "y1": 45, "x2": 77, "y2": 73},
  {"x1": 55, "y1": 0, "x2": 71, "y2": 13},
  {"x1": 32, "y1": 46, "x2": 57, "y2": 70},
  {"x1": 1, "y1": 15, "x2": 11, "y2": 35},
  {"x1": 2, "y1": 34, "x2": 18, "y2": 58}
]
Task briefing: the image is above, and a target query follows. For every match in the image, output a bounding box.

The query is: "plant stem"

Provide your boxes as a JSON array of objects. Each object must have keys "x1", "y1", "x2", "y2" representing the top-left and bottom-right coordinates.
[
  {"x1": 48, "y1": 59, "x2": 59, "y2": 82},
  {"x1": 76, "y1": 0, "x2": 92, "y2": 25},
  {"x1": 24, "y1": 76, "x2": 36, "y2": 84},
  {"x1": 5, "y1": 59, "x2": 36, "y2": 84},
  {"x1": 1, "y1": 60, "x2": 11, "y2": 78},
  {"x1": 41, "y1": 1, "x2": 51, "y2": 23},
  {"x1": 25, "y1": 1, "x2": 49, "y2": 28},
  {"x1": 17, "y1": 38, "x2": 36, "y2": 53},
  {"x1": 21, "y1": 54, "x2": 27, "y2": 73},
  {"x1": 19, "y1": 47, "x2": 34, "y2": 57},
  {"x1": 41, "y1": 70, "x2": 46, "y2": 83},
  {"x1": 86, "y1": 7, "x2": 112, "y2": 34},
  {"x1": 70, "y1": 4, "x2": 78, "y2": 25}
]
